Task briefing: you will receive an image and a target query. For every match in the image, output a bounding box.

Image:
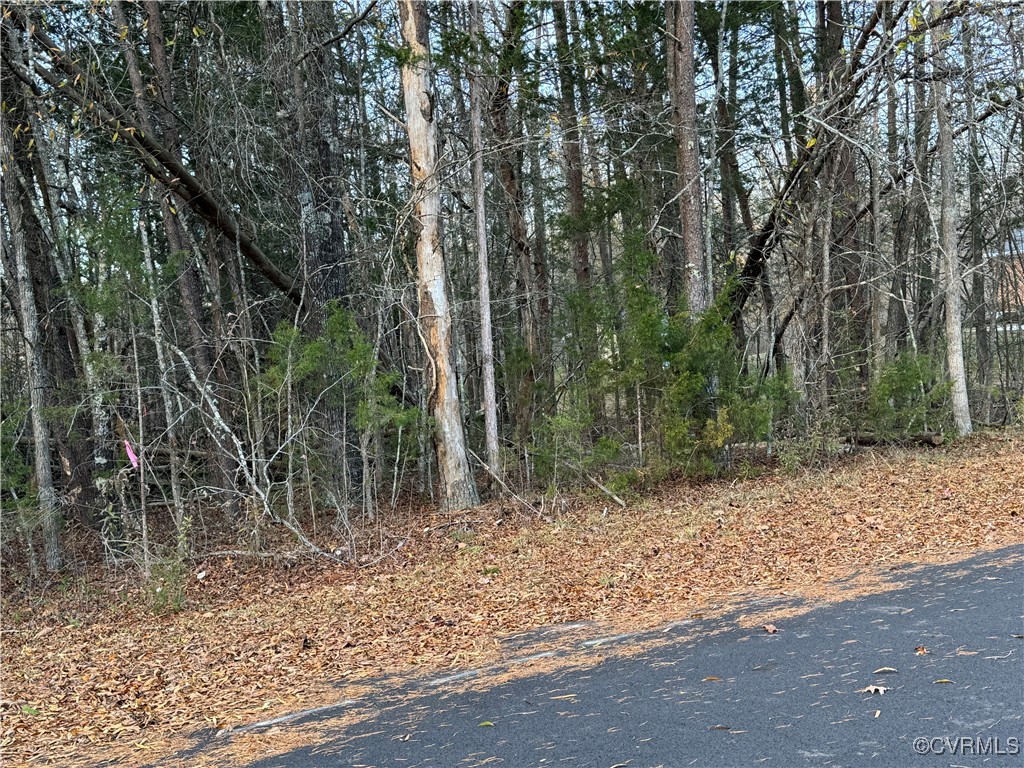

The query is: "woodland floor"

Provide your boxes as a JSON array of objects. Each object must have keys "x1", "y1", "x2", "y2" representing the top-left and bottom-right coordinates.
[{"x1": 1, "y1": 430, "x2": 1022, "y2": 767}]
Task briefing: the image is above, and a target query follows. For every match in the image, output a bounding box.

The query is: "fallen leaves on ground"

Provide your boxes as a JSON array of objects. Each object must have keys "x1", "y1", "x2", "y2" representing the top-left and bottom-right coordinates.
[{"x1": 2, "y1": 430, "x2": 1022, "y2": 766}]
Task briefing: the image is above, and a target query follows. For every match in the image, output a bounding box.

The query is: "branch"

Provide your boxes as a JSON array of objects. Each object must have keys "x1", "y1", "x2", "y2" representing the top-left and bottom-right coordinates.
[
  {"x1": 4, "y1": 9, "x2": 306, "y2": 311},
  {"x1": 725, "y1": 1, "x2": 906, "y2": 326},
  {"x1": 837, "y1": 93, "x2": 1020, "y2": 242},
  {"x1": 296, "y1": 0, "x2": 378, "y2": 65}
]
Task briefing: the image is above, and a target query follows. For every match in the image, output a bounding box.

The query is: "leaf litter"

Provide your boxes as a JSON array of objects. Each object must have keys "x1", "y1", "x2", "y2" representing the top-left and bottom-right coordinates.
[{"x1": 2, "y1": 431, "x2": 1022, "y2": 766}]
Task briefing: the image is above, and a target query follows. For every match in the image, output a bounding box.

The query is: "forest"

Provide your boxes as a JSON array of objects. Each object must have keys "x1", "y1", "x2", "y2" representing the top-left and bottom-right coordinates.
[{"x1": 2, "y1": 0, "x2": 1022, "y2": 578}]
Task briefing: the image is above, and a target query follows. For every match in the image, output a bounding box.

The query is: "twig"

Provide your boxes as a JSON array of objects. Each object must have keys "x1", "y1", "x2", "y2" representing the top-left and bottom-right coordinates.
[
  {"x1": 356, "y1": 537, "x2": 407, "y2": 569},
  {"x1": 562, "y1": 460, "x2": 627, "y2": 508},
  {"x1": 467, "y1": 449, "x2": 541, "y2": 517},
  {"x1": 296, "y1": 0, "x2": 379, "y2": 65},
  {"x1": 426, "y1": 519, "x2": 482, "y2": 531},
  {"x1": 203, "y1": 550, "x2": 303, "y2": 560}
]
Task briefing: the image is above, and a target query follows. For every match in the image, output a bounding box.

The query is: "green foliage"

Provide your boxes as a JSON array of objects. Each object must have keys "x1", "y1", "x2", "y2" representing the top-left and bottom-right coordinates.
[
  {"x1": 866, "y1": 353, "x2": 950, "y2": 436},
  {"x1": 530, "y1": 397, "x2": 592, "y2": 484},
  {"x1": 498, "y1": 226, "x2": 785, "y2": 487},
  {"x1": 261, "y1": 303, "x2": 415, "y2": 507},
  {"x1": 531, "y1": 229, "x2": 795, "y2": 487},
  {"x1": 75, "y1": 175, "x2": 144, "y2": 321},
  {"x1": 651, "y1": 310, "x2": 789, "y2": 468},
  {"x1": 148, "y1": 556, "x2": 187, "y2": 615},
  {"x1": 0, "y1": 398, "x2": 35, "y2": 529},
  {"x1": 265, "y1": 303, "x2": 414, "y2": 434}
]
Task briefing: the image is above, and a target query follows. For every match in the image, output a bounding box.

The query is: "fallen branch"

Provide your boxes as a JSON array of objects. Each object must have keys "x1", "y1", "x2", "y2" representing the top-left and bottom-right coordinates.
[
  {"x1": 847, "y1": 433, "x2": 944, "y2": 447},
  {"x1": 560, "y1": 459, "x2": 627, "y2": 508},
  {"x1": 468, "y1": 449, "x2": 541, "y2": 517}
]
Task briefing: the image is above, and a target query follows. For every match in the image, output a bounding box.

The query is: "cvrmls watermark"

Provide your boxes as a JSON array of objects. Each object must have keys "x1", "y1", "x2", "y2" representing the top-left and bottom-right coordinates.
[{"x1": 913, "y1": 736, "x2": 1020, "y2": 756}]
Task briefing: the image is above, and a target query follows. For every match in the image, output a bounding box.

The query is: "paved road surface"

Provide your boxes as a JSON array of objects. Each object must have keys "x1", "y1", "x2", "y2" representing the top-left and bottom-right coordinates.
[{"x1": 182, "y1": 545, "x2": 1023, "y2": 768}]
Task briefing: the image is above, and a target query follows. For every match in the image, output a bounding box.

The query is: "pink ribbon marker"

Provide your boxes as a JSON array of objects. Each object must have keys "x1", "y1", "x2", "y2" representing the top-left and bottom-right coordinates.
[{"x1": 124, "y1": 439, "x2": 139, "y2": 469}]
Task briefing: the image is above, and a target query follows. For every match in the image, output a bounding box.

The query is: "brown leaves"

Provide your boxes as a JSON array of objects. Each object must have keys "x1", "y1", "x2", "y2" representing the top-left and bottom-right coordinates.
[{"x1": 2, "y1": 432, "x2": 1022, "y2": 767}]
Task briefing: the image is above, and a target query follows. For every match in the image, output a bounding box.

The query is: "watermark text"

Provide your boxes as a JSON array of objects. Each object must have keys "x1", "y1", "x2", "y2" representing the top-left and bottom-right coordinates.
[{"x1": 913, "y1": 736, "x2": 1020, "y2": 756}]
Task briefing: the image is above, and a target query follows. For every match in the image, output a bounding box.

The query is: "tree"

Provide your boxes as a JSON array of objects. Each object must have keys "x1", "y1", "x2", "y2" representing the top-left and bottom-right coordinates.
[
  {"x1": 932, "y1": 7, "x2": 973, "y2": 435},
  {"x1": 398, "y1": 0, "x2": 479, "y2": 509},
  {"x1": 468, "y1": 0, "x2": 501, "y2": 481},
  {"x1": 1, "y1": 106, "x2": 62, "y2": 572},
  {"x1": 666, "y1": 0, "x2": 707, "y2": 315}
]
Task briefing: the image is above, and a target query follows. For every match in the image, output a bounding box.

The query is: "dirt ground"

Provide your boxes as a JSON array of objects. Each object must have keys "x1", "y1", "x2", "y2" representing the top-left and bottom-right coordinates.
[{"x1": 2, "y1": 430, "x2": 1022, "y2": 767}]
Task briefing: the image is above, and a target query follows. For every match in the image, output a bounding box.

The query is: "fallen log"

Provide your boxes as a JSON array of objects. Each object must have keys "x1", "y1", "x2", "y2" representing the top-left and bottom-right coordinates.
[{"x1": 847, "y1": 433, "x2": 944, "y2": 448}]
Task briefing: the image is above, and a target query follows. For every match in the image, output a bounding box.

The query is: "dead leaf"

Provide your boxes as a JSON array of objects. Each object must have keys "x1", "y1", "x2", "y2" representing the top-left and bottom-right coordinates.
[
  {"x1": 478, "y1": 721, "x2": 494, "y2": 727},
  {"x1": 702, "y1": 676, "x2": 722, "y2": 682},
  {"x1": 6, "y1": 431, "x2": 1020, "y2": 768},
  {"x1": 856, "y1": 685, "x2": 890, "y2": 694},
  {"x1": 872, "y1": 667, "x2": 898, "y2": 674},
  {"x1": 763, "y1": 624, "x2": 779, "y2": 634},
  {"x1": 933, "y1": 679, "x2": 955, "y2": 684}
]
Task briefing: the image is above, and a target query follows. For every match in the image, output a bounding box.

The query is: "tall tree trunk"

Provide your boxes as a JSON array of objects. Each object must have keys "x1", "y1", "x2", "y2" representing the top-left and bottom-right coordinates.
[
  {"x1": 932, "y1": 8, "x2": 973, "y2": 435},
  {"x1": 1, "y1": 114, "x2": 62, "y2": 572},
  {"x1": 552, "y1": 3, "x2": 591, "y2": 292},
  {"x1": 491, "y1": 1, "x2": 542, "y2": 441},
  {"x1": 469, "y1": 0, "x2": 501, "y2": 482},
  {"x1": 398, "y1": 0, "x2": 479, "y2": 510},
  {"x1": 869, "y1": 114, "x2": 889, "y2": 383},
  {"x1": 963, "y1": 20, "x2": 991, "y2": 422},
  {"x1": 781, "y1": 1, "x2": 809, "y2": 151},
  {"x1": 552, "y1": 1, "x2": 602, "y2": 431},
  {"x1": 772, "y1": 5, "x2": 794, "y2": 168},
  {"x1": 666, "y1": 0, "x2": 707, "y2": 315}
]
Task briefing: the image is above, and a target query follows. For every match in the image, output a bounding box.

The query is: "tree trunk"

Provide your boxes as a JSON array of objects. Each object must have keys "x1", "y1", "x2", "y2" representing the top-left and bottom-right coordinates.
[
  {"x1": 398, "y1": 0, "x2": 479, "y2": 510},
  {"x1": 1, "y1": 114, "x2": 62, "y2": 572},
  {"x1": 963, "y1": 21, "x2": 991, "y2": 422},
  {"x1": 666, "y1": 0, "x2": 707, "y2": 315},
  {"x1": 491, "y1": 1, "x2": 542, "y2": 441},
  {"x1": 469, "y1": 0, "x2": 501, "y2": 482},
  {"x1": 552, "y1": 1, "x2": 602, "y2": 432},
  {"x1": 932, "y1": 7, "x2": 973, "y2": 435},
  {"x1": 552, "y1": 3, "x2": 591, "y2": 291}
]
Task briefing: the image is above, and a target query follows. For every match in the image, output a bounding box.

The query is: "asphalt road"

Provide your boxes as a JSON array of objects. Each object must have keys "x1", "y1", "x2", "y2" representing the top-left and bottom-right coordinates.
[{"x1": 189, "y1": 545, "x2": 1023, "y2": 768}]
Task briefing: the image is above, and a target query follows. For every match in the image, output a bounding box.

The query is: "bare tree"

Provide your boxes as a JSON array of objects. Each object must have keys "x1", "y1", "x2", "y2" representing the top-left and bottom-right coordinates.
[
  {"x1": 469, "y1": 0, "x2": 501, "y2": 482},
  {"x1": 1, "y1": 109, "x2": 62, "y2": 572},
  {"x1": 398, "y1": 0, "x2": 479, "y2": 510},
  {"x1": 667, "y1": 0, "x2": 707, "y2": 314},
  {"x1": 933, "y1": 6, "x2": 973, "y2": 435}
]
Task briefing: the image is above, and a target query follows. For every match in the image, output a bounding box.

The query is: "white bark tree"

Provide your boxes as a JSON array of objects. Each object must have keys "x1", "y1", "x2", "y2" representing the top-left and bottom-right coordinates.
[
  {"x1": 933, "y1": 8, "x2": 973, "y2": 435},
  {"x1": 1, "y1": 115, "x2": 62, "y2": 572},
  {"x1": 469, "y1": 0, "x2": 500, "y2": 482},
  {"x1": 398, "y1": 0, "x2": 479, "y2": 509}
]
